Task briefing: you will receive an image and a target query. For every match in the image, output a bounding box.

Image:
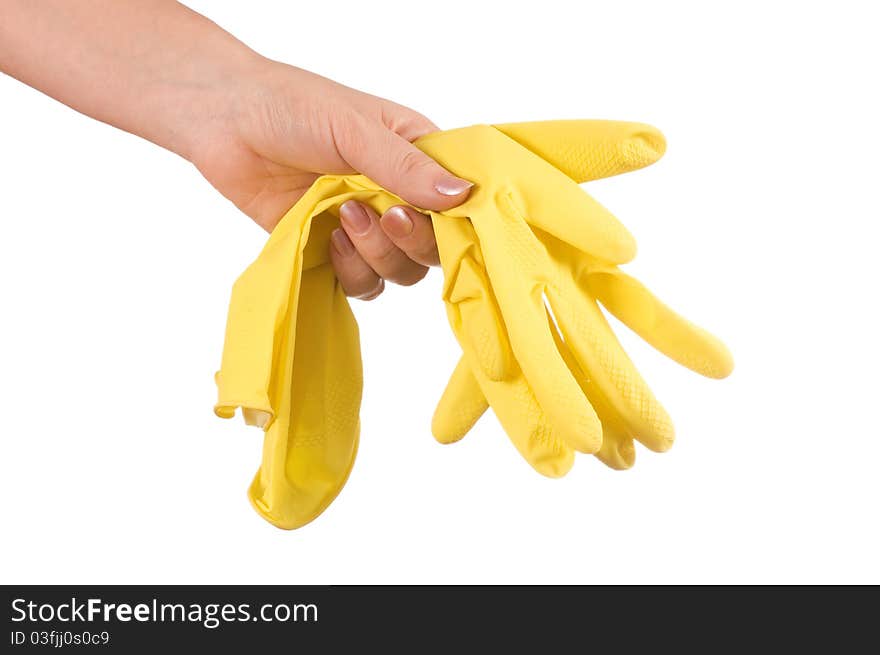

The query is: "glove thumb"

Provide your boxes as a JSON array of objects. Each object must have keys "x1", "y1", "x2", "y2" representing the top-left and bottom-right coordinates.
[{"x1": 494, "y1": 120, "x2": 666, "y2": 183}]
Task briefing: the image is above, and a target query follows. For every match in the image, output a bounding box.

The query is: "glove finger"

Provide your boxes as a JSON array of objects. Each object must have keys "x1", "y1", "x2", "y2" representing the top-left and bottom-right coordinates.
[
  {"x1": 480, "y1": 369, "x2": 576, "y2": 478},
  {"x1": 588, "y1": 268, "x2": 734, "y2": 379},
  {"x1": 549, "y1": 311, "x2": 635, "y2": 470},
  {"x1": 432, "y1": 356, "x2": 489, "y2": 444},
  {"x1": 514, "y1": 305, "x2": 604, "y2": 456},
  {"x1": 433, "y1": 214, "x2": 514, "y2": 382},
  {"x1": 506, "y1": 173, "x2": 636, "y2": 265},
  {"x1": 430, "y1": 201, "x2": 580, "y2": 470},
  {"x1": 446, "y1": 260, "x2": 512, "y2": 382},
  {"x1": 595, "y1": 428, "x2": 637, "y2": 470},
  {"x1": 494, "y1": 120, "x2": 666, "y2": 183},
  {"x1": 545, "y1": 274, "x2": 674, "y2": 453},
  {"x1": 432, "y1": 355, "x2": 575, "y2": 476},
  {"x1": 463, "y1": 206, "x2": 603, "y2": 455}
]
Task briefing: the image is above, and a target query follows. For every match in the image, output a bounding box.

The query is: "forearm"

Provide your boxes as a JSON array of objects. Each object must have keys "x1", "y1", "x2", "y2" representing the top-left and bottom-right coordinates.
[{"x1": 0, "y1": 0, "x2": 264, "y2": 160}]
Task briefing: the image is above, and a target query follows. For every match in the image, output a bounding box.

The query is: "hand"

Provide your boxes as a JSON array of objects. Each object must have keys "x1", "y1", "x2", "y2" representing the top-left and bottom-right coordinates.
[
  {"x1": 190, "y1": 62, "x2": 468, "y2": 300},
  {"x1": 0, "y1": 1, "x2": 467, "y2": 301}
]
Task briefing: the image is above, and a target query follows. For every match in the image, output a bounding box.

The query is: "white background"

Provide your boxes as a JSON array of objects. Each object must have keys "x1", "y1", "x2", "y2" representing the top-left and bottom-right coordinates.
[{"x1": 1, "y1": 0, "x2": 878, "y2": 584}]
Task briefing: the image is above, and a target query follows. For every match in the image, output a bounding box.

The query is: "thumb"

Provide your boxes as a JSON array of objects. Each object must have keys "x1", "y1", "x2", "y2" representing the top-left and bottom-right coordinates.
[{"x1": 336, "y1": 114, "x2": 473, "y2": 211}]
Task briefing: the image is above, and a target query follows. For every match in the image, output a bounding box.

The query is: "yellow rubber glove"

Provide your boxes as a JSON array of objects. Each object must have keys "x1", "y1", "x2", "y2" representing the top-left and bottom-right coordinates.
[
  {"x1": 428, "y1": 121, "x2": 734, "y2": 474},
  {"x1": 215, "y1": 177, "x2": 407, "y2": 529},
  {"x1": 215, "y1": 181, "x2": 366, "y2": 529}
]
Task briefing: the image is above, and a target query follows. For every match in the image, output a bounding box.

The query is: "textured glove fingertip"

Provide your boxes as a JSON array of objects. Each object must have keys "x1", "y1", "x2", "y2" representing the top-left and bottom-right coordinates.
[
  {"x1": 704, "y1": 342, "x2": 735, "y2": 379},
  {"x1": 563, "y1": 410, "x2": 604, "y2": 455},
  {"x1": 639, "y1": 422, "x2": 675, "y2": 453},
  {"x1": 431, "y1": 413, "x2": 469, "y2": 445},
  {"x1": 621, "y1": 124, "x2": 667, "y2": 171},
  {"x1": 595, "y1": 436, "x2": 637, "y2": 470},
  {"x1": 431, "y1": 358, "x2": 488, "y2": 445},
  {"x1": 528, "y1": 448, "x2": 575, "y2": 478}
]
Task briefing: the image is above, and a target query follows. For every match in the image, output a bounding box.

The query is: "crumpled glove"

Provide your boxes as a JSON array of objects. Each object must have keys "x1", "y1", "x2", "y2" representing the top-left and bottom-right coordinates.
[
  {"x1": 215, "y1": 177, "x2": 414, "y2": 529},
  {"x1": 426, "y1": 121, "x2": 734, "y2": 475},
  {"x1": 214, "y1": 192, "x2": 364, "y2": 529}
]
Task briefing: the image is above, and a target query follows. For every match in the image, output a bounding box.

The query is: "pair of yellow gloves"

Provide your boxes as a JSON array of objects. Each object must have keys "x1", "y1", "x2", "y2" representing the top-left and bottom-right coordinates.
[{"x1": 215, "y1": 120, "x2": 734, "y2": 529}]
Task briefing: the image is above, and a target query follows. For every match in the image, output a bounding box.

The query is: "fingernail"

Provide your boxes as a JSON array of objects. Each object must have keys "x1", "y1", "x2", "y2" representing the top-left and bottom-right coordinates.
[
  {"x1": 434, "y1": 174, "x2": 474, "y2": 197},
  {"x1": 331, "y1": 228, "x2": 355, "y2": 257},
  {"x1": 380, "y1": 206, "x2": 414, "y2": 239},
  {"x1": 339, "y1": 200, "x2": 372, "y2": 235}
]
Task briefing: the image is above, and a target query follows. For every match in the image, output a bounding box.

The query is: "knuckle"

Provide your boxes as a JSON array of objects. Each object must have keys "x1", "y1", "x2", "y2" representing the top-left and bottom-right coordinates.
[
  {"x1": 371, "y1": 241, "x2": 401, "y2": 268},
  {"x1": 410, "y1": 241, "x2": 440, "y2": 266},
  {"x1": 395, "y1": 148, "x2": 429, "y2": 180},
  {"x1": 331, "y1": 111, "x2": 364, "y2": 158}
]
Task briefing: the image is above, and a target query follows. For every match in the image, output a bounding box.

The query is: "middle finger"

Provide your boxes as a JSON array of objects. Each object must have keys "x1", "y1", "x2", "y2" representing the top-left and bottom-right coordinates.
[{"x1": 338, "y1": 200, "x2": 429, "y2": 286}]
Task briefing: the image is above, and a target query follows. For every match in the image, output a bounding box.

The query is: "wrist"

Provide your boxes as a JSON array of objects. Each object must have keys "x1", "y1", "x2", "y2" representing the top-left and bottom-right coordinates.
[
  {"x1": 163, "y1": 48, "x2": 271, "y2": 163},
  {"x1": 184, "y1": 57, "x2": 325, "y2": 169}
]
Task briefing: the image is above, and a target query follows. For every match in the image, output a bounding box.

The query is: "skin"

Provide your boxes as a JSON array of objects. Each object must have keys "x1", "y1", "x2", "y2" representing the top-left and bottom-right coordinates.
[{"x1": 0, "y1": 0, "x2": 464, "y2": 300}]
